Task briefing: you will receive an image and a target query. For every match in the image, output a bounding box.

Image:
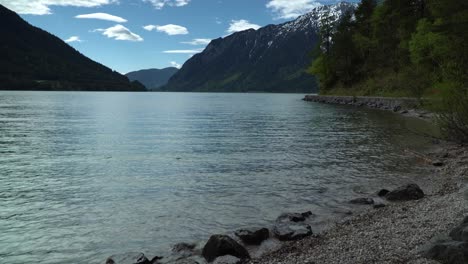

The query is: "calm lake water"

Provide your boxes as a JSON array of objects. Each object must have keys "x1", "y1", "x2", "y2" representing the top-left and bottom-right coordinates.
[{"x1": 0, "y1": 92, "x2": 437, "y2": 263}]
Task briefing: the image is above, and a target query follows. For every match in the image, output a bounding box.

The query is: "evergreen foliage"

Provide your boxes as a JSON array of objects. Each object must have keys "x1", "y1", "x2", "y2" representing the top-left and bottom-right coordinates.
[{"x1": 310, "y1": 0, "x2": 468, "y2": 142}]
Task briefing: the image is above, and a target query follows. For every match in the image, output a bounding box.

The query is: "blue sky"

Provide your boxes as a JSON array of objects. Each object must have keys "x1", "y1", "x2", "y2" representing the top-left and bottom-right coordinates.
[{"x1": 1, "y1": 0, "x2": 359, "y2": 74}]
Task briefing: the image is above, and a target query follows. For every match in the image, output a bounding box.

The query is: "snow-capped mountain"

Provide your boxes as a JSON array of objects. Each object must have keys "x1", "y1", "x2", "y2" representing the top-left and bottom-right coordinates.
[{"x1": 163, "y1": 2, "x2": 357, "y2": 93}]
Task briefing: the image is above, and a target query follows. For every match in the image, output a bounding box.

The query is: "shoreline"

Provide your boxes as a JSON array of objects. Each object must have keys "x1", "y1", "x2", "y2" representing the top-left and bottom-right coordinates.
[
  {"x1": 303, "y1": 95, "x2": 434, "y2": 120},
  {"x1": 244, "y1": 96, "x2": 466, "y2": 264},
  {"x1": 106, "y1": 96, "x2": 466, "y2": 264},
  {"x1": 250, "y1": 141, "x2": 466, "y2": 263}
]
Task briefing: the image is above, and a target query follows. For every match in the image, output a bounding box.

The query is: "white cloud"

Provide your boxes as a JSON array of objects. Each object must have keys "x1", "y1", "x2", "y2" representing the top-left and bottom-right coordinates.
[
  {"x1": 144, "y1": 24, "x2": 188, "y2": 35},
  {"x1": 163, "y1": 49, "x2": 202, "y2": 54},
  {"x1": 226, "y1": 20, "x2": 261, "y2": 34},
  {"x1": 95, "y1": 24, "x2": 143, "y2": 42},
  {"x1": 75, "y1": 13, "x2": 127, "y2": 23},
  {"x1": 0, "y1": 0, "x2": 117, "y2": 15},
  {"x1": 143, "y1": 0, "x2": 190, "y2": 9},
  {"x1": 170, "y1": 61, "x2": 181, "y2": 68},
  {"x1": 266, "y1": 0, "x2": 322, "y2": 19},
  {"x1": 65, "y1": 36, "x2": 83, "y2": 43},
  {"x1": 181, "y1": 38, "x2": 211, "y2": 45}
]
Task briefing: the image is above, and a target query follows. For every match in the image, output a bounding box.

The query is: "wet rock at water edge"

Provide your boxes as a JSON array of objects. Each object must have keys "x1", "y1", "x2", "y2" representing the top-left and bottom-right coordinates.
[
  {"x1": 172, "y1": 242, "x2": 197, "y2": 253},
  {"x1": 377, "y1": 189, "x2": 390, "y2": 197},
  {"x1": 276, "y1": 211, "x2": 313, "y2": 223},
  {"x1": 235, "y1": 228, "x2": 269, "y2": 245},
  {"x1": 385, "y1": 184, "x2": 424, "y2": 201},
  {"x1": 450, "y1": 216, "x2": 468, "y2": 242},
  {"x1": 273, "y1": 212, "x2": 313, "y2": 241},
  {"x1": 426, "y1": 240, "x2": 468, "y2": 264},
  {"x1": 105, "y1": 252, "x2": 161, "y2": 264},
  {"x1": 349, "y1": 197, "x2": 374, "y2": 205},
  {"x1": 373, "y1": 202, "x2": 386, "y2": 209},
  {"x1": 202, "y1": 235, "x2": 250, "y2": 262}
]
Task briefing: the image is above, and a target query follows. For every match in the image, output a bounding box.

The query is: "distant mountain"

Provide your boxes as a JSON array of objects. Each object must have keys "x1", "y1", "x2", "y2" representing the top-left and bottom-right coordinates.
[
  {"x1": 163, "y1": 2, "x2": 357, "y2": 93},
  {"x1": 0, "y1": 4, "x2": 145, "y2": 91},
  {"x1": 126, "y1": 67, "x2": 179, "y2": 90}
]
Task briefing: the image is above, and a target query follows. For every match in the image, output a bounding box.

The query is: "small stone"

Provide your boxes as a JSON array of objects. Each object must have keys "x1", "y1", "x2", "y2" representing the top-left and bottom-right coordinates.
[
  {"x1": 373, "y1": 203, "x2": 386, "y2": 209},
  {"x1": 105, "y1": 253, "x2": 153, "y2": 264},
  {"x1": 349, "y1": 198, "x2": 374, "y2": 205}
]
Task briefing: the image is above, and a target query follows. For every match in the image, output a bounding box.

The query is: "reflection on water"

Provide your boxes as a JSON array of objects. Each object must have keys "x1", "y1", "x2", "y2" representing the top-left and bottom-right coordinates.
[{"x1": 0, "y1": 91, "x2": 437, "y2": 263}]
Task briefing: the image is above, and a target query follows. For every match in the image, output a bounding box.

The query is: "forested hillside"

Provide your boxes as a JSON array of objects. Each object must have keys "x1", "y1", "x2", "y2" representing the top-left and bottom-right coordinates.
[
  {"x1": 0, "y1": 4, "x2": 145, "y2": 91},
  {"x1": 310, "y1": 0, "x2": 467, "y2": 141},
  {"x1": 310, "y1": 0, "x2": 467, "y2": 97}
]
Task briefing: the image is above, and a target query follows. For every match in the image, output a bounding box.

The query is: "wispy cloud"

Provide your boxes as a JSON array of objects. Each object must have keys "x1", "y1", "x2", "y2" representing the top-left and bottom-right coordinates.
[
  {"x1": 181, "y1": 38, "x2": 211, "y2": 45},
  {"x1": 266, "y1": 0, "x2": 322, "y2": 19},
  {"x1": 227, "y1": 20, "x2": 261, "y2": 34},
  {"x1": 75, "y1": 13, "x2": 127, "y2": 23},
  {"x1": 0, "y1": 0, "x2": 117, "y2": 15},
  {"x1": 65, "y1": 36, "x2": 83, "y2": 43},
  {"x1": 143, "y1": 0, "x2": 190, "y2": 9},
  {"x1": 94, "y1": 24, "x2": 143, "y2": 42},
  {"x1": 163, "y1": 49, "x2": 202, "y2": 54},
  {"x1": 144, "y1": 24, "x2": 189, "y2": 35},
  {"x1": 170, "y1": 61, "x2": 182, "y2": 68}
]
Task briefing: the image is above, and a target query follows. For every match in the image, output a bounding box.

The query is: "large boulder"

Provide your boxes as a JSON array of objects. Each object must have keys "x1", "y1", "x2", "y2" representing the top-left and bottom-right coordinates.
[
  {"x1": 234, "y1": 228, "x2": 269, "y2": 245},
  {"x1": 385, "y1": 184, "x2": 424, "y2": 201},
  {"x1": 202, "y1": 235, "x2": 250, "y2": 263},
  {"x1": 105, "y1": 253, "x2": 160, "y2": 264},
  {"x1": 272, "y1": 212, "x2": 313, "y2": 241},
  {"x1": 426, "y1": 240, "x2": 468, "y2": 264}
]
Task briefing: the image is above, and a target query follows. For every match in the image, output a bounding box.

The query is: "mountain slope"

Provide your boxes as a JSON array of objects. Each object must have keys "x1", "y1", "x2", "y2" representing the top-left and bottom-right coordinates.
[
  {"x1": 126, "y1": 67, "x2": 178, "y2": 90},
  {"x1": 163, "y1": 2, "x2": 356, "y2": 93},
  {"x1": 0, "y1": 4, "x2": 145, "y2": 91}
]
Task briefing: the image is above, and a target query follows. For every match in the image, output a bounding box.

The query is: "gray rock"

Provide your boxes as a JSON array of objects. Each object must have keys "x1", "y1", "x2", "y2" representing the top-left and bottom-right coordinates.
[
  {"x1": 450, "y1": 216, "x2": 468, "y2": 241},
  {"x1": 273, "y1": 222, "x2": 313, "y2": 241},
  {"x1": 276, "y1": 213, "x2": 305, "y2": 222},
  {"x1": 202, "y1": 235, "x2": 250, "y2": 263},
  {"x1": 373, "y1": 203, "x2": 386, "y2": 209},
  {"x1": 213, "y1": 255, "x2": 241, "y2": 264},
  {"x1": 349, "y1": 197, "x2": 374, "y2": 205},
  {"x1": 172, "y1": 242, "x2": 197, "y2": 253},
  {"x1": 235, "y1": 228, "x2": 269, "y2": 245},
  {"x1": 426, "y1": 240, "x2": 468, "y2": 264},
  {"x1": 273, "y1": 211, "x2": 314, "y2": 241},
  {"x1": 385, "y1": 184, "x2": 424, "y2": 201},
  {"x1": 377, "y1": 189, "x2": 390, "y2": 197},
  {"x1": 105, "y1": 253, "x2": 159, "y2": 264}
]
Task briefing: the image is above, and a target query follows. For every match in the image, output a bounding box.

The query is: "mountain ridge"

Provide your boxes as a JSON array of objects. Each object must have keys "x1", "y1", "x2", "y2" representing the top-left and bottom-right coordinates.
[
  {"x1": 0, "y1": 4, "x2": 145, "y2": 91},
  {"x1": 163, "y1": 2, "x2": 357, "y2": 93},
  {"x1": 126, "y1": 67, "x2": 178, "y2": 91}
]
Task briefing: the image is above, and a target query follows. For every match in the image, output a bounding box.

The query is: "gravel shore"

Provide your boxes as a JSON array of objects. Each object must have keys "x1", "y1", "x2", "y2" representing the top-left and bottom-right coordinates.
[{"x1": 249, "y1": 142, "x2": 467, "y2": 264}]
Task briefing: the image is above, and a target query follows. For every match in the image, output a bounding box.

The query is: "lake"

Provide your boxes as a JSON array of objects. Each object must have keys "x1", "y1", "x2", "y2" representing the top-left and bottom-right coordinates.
[{"x1": 0, "y1": 92, "x2": 436, "y2": 263}]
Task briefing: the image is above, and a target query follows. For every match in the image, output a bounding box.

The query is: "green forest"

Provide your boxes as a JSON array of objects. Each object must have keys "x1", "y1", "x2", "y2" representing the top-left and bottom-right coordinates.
[{"x1": 310, "y1": 0, "x2": 467, "y2": 141}]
